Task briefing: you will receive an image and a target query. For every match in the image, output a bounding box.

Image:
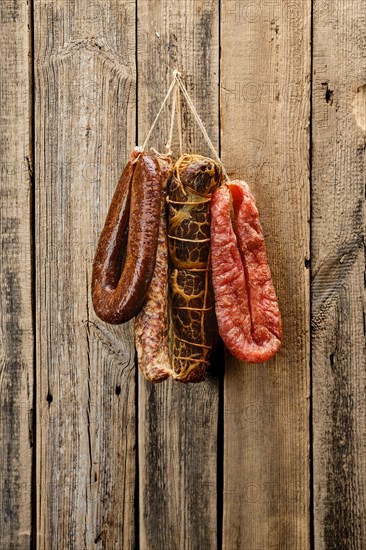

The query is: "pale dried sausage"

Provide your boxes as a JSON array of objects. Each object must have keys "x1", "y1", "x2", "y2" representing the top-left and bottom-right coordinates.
[{"x1": 135, "y1": 155, "x2": 173, "y2": 382}]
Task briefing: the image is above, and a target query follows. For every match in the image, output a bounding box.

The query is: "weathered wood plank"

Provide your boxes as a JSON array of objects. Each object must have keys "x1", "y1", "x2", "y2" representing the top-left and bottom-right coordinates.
[
  {"x1": 221, "y1": 2, "x2": 311, "y2": 548},
  {"x1": 137, "y1": 2, "x2": 220, "y2": 548},
  {"x1": 0, "y1": 1, "x2": 33, "y2": 548},
  {"x1": 312, "y1": 1, "x2": 366, "y2": 547},
  {"x1": 35, "y1": 2, "x2": 136, "y2": 548}
]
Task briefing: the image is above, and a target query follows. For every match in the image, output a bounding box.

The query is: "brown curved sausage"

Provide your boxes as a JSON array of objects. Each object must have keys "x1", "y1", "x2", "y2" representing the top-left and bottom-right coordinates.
[
  {"x1": 92, "y1": 150, "x2": 164, "y2": 324},
  {"x1": 210, "y1": 180, "x2": 282, "y2": 362}
]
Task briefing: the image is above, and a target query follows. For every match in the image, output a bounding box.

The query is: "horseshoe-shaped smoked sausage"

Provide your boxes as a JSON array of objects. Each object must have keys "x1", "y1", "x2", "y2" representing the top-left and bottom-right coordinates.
[{"x1": 92, "y1": 151, "x2": 164, "y2": 324}]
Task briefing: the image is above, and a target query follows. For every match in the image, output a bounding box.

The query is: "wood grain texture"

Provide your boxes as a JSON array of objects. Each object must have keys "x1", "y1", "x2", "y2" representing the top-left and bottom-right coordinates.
[
  {"x1": 312, "y1": 1, "x2": 366, "y2": 547},
  {"x1": 0, "y1": 1, "x2": 33, "y2": 548},
  {"x1": 34, "y1": 1, "x2": 136, "y2": 548},
  {"x1": 137, "y1": 1, "x2": 220, "y2": 548},
  {"x1": 1, "y1": 1, "x2": 363, "y2": 545},
  {"x1": 221, "y1": 2, "x2": 311, "y2": 548}
]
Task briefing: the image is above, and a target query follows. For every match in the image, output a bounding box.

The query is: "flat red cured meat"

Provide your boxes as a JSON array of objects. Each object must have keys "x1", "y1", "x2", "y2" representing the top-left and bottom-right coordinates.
[{"x1": 210, "y1": 180, "x2": 282, "y2": 363}]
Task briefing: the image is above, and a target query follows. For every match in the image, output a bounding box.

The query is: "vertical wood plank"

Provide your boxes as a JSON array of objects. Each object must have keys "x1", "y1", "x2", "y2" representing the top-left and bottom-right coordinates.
[
  {"x1": 35, "y1": 1, "x2": 136, "y2": 547},
  {"x1": 312, "y1": 1, "x2": 366, "y2": 547},
  {"x1": 0, "y1": 1, "x2": 33, "y2": 548},
  {"x1": 137, "y1": 2, "x2": 220, "y2": 548},
  {"x1": 221, "y1": 2, "x2": 311, "y2": 548}
]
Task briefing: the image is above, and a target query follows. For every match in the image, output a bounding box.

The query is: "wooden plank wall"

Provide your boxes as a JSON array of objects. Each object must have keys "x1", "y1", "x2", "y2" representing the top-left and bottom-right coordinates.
[
  {"x1": 0, "y1": 1, "x2": 365, "y2": 549},
  {"x1": 312, "y1": 1, "x2": 366, "y2": 548},
  {"x1": 0, "y1": 1, "x2": 33, "y2": 548},
  {"x1": 221, "y1": 2, "x2": 311, "y2": 548},
  {"x1": 137, "y1": 2, "x2": 220, "y2": 549},
  {"x1": 34, "y1": 1, "x2": 136, "y2": 548}
]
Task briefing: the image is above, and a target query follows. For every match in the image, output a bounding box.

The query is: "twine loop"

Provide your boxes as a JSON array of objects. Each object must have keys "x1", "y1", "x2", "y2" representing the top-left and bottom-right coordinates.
[{"x1": 141, "y1": 70, "x2": 229, "y2": 181}]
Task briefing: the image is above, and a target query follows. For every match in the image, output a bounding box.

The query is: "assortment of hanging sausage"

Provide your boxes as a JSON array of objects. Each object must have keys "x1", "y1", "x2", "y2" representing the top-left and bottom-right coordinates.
[{"x1": 91, "y1": 147, "x2": 282, "y2": 383}]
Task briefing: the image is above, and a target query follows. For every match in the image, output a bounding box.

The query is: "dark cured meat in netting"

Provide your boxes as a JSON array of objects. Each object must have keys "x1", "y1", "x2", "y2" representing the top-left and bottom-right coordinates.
[{"x1": 168, "y1": 155, "x2": 222, "y2": 382}]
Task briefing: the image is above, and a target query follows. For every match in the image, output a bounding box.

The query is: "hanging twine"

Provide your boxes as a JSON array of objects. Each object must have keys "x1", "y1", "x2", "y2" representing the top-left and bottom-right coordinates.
[
  {"x1": 165, "y1": 77, "x2": 178, "y2": 155},
  {"x1": 166, "y1": 79, "x2": 184, "y2": 156},
  {"x1": 141, "y1": 75, "x2": 178, "y2": 151},
  {"x1": 141, "y1": 69, "x2": 229, "y2": 181},
  {"x1": 174, "y1": 73, "x2": 229, "y2": 181},
  {"x1": 176, "y1": 83, "x2": 183, "y2": 156}
]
